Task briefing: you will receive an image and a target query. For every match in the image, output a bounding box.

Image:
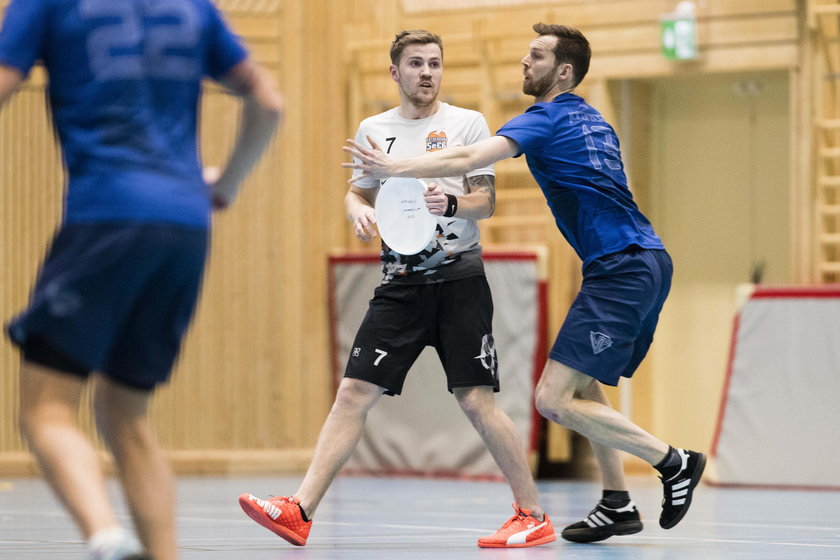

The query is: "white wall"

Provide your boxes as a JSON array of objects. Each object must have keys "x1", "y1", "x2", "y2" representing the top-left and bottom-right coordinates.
[{"x1": 641, "y1": 71, "x2": 791, "y2": 451}]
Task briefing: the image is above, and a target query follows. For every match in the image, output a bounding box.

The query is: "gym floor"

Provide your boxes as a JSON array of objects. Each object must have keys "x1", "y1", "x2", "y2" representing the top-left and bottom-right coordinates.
[{"x1": 2, "y1": 474, "x2": 839, "y2": 559}]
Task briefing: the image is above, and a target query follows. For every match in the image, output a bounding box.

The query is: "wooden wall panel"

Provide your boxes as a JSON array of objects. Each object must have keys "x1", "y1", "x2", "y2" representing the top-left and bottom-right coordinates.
[{"x1": 0, "y1": 1, "x2": 346, "y2": 473}]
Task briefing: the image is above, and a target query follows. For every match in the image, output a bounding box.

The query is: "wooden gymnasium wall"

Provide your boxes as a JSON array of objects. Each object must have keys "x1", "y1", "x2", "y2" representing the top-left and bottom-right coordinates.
[
  {"x1": 0, "y1": 0, "x2": 807, "y2": 474},
  {"x1": 0, "y1": 0, "x2": 350, "y2": 475}
]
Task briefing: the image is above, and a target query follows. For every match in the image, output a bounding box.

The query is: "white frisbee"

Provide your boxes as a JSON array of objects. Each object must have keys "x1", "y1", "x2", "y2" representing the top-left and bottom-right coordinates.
[{"x1": 375, "y1": 177, "x2": 437, "y2": 255}]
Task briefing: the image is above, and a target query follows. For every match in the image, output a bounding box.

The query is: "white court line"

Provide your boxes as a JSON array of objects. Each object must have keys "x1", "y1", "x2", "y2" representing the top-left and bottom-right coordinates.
[
  {"x1": 313, "y1": 521, "x2": 487, "y2": 533},
  {"x1": 230, "y1": 515, "x2": 840, "y2": 548},
  {"x1": 0, "y1": 509, "x2": 71, "y2": 518},
  {"x1": 0, "y1": 540, "x2": 82, "y2": 545},
  {"x1": 177, "y1": 513, "x2": 840, "y2": 539},
  {"x1": 178, "y1": 515, "x2": 840, "y2": 548},
  {"x1": 624, "y1": 534, "x2": 840, "y2": 549},
  {"x1": 176, "y1": 515, "x2": 488, "y2": 533},
  {"x1": 178, "y1": 509, "x2": 840, "y2": 535},
  {"x1": 692, "y1": 521, "x2": 840, "y2": 532},
  {"x1": 122, "y1": 534, "x2": 840, "y2": 550},
  {"x1": 4, "y1": 534, "x2": 840, "y2": 550},
  {"x1": 171, "y1": 535, "x2": 478, "y2": 544},
  {"x1": 11, "y1": 511, "x2": 836, "y2": 550},
  {"x1": 0, "y1": 510, "x2": 493, "y2": 532}
]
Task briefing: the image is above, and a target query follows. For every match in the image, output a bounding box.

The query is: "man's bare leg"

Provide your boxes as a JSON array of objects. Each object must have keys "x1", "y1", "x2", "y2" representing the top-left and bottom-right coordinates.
[
  {"x1": 535, "y1": 359, "x2": 668, "y2": 464},
  {"x1": 94, "y1": 374, "x2": 176, "y2": 560},
  {"x1": 555, "y1": 379, "x2": 643, "y2": 543},
  {"x1": 536, "y1": 358, "x2": 706, "y2": 531},
  {"x1": 294, "y1": 378, "x2": 384, "y2": 516},
  {"x1": 18, "y1": 362, "x2": 120, "y2": 538},
  {"x1": 454, "y1": 386, "x2": 543, "y2": 517},
  {"x1": 578, "y1": 381, "x2": 628, "y2": 490}
]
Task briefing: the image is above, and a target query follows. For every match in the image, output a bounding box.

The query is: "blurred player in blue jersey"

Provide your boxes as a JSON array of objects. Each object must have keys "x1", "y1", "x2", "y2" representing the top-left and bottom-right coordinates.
[
  {"x1": 0, "y1": 1, "x2": 283, "y2": 558},
  {"x1": 345, "y1": 23, "x2": 706, "y2": 545}
]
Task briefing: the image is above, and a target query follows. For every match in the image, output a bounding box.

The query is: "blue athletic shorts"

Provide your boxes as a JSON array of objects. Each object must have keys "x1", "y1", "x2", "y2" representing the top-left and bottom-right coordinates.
[
  {"x1": 550, "y1": 247, "x2": 672, "y2": 386},
  {"x1": 6, "y1": 223, "x2": 208, "y2": 390}
]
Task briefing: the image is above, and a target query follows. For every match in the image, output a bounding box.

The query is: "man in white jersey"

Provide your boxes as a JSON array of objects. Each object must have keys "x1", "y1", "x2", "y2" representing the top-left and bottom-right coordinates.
[{"x1": 239, "y1": 30, "x2": 555, "y2": 549}]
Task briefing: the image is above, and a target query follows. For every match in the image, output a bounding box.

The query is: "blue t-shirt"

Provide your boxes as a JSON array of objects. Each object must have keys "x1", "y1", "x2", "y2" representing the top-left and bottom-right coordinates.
[
  {"x1": 497, "y1": 93, "x2": 664, "y2": 270},
  {"x1": 0, "y1": 0, "x2": 248, "y2": 227}
]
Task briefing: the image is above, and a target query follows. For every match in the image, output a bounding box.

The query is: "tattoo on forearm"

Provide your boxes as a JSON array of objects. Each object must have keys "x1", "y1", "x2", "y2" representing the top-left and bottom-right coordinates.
[{"x1": 466, "y1": 174, "x2": 496, "y2": 211}]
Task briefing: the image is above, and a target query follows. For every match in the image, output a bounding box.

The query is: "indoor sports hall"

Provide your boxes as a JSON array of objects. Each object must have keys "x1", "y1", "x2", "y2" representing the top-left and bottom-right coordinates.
[{"x1": 1, "y1": 1, "x2": 839, "y2": 559}]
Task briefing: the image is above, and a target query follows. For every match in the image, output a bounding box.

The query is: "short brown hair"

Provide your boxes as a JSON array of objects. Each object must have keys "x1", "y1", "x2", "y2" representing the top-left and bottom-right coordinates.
[
  {"x1": 389, "y1": 30, "x2": 444, "y2": 65},
  {"x1": 532, "y1": 23, "x2": 591, "y2": 87}
]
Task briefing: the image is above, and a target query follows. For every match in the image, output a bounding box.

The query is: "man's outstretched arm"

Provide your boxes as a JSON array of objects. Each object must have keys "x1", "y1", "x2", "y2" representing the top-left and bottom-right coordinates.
[{"x1": 343, "y1": 134, "x2": 518, "y2": 183}]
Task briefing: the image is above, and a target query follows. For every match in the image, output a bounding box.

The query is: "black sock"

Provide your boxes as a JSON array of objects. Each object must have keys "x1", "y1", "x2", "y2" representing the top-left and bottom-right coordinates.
[
  {"x1": 601, "y1": 490, "x2": 631, "y2": 509},
  {"x1": 654, "y1": 446, "x2": 683, "y2": 477}
]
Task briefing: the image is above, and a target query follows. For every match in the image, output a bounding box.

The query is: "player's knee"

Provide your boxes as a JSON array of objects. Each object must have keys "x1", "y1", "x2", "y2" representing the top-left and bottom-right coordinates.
[
  {"x1": 92, "y1": 381, "x2": 152, "y2": 442},
  {"x1": 17, "y1": 396, "x2": 70, "y2": 441},
  {"x1": 454, "y1": 386, "x2": 493, "y2": 422},
  {"x1": 534, "y1": 387, "x2": 573, "y2": 426},
  {"x1": 94, "y1": 406, "x2": 150, "y2": 457},
  {"x1": 332, "y1": 378, "x2": 382, "y2": 413}
]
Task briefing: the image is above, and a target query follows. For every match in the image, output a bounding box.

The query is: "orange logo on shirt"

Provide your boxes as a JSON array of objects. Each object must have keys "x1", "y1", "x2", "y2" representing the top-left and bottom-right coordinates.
[{"x1": 426, "y1": 130, "x2": 447, "y2": 152}]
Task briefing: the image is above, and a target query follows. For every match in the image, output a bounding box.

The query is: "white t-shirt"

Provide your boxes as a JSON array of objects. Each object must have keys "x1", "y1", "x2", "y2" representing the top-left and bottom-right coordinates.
[{"x1": 352, "y1": 102, "x2": 495, "y2": 284}]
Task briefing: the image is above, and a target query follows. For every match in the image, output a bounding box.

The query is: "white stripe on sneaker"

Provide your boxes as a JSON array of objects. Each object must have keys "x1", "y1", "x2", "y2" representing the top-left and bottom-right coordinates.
[
  {"x1": 506, "y1": 521, "x2": 548, "y2": 545},
  {"x1": 669, "y1": 479, "x2": 691, "y2": 504},
  {"x1": 679, "y1": 449, "x2": 689, "y2": 470},
  {"x1": 673, "y1": 479, "x2": 691, "y2": 490},
  {"x1": 594, "y1": 511, "x2": 613, "y2": 525},
  {"x1": 264, "y1": 503, "x2": 281, "y2": 520},
  {"x1": 251, "y1": 496, "x2": 281, "y2": 520},
  {"x1": 614, "y1": 501, "x2": 637, "y2": 513},
  {"x1": 664, "y1": 449, "x2": 691, "y2": 482}
]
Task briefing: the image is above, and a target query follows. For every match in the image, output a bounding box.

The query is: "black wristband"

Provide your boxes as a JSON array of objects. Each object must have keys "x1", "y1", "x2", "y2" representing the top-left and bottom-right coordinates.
[{"x1": 443, "y1": 193, "x2": 458, "y2": 217}]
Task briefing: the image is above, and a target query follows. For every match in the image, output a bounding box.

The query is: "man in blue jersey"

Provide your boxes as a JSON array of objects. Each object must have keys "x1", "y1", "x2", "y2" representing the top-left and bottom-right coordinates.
[
  {"x1": 0, "y1": 1, "x2": 283, "y2": 559},
  {"x1": 345, "y1": 23, "x2": 706, "y2": 544}
]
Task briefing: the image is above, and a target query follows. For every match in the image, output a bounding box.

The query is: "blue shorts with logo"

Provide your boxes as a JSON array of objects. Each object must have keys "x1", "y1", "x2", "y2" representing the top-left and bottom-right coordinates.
[
  {"x1": 6, "y1": 223, "x2": 208, "y2": 390},
  {"x1": 550, "y1": 247, "x2": 672, "y2": 386}
]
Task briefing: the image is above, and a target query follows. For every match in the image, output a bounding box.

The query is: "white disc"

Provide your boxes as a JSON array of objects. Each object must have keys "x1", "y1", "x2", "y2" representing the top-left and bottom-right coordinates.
[{"x1": 375, "y1": 177, "x2": 437, "y2": 255}]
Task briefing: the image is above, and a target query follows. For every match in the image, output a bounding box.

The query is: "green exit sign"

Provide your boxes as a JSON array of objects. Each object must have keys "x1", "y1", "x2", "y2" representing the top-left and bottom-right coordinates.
[{"x1": 661, "y1": 2, "x2": 698, "y2": 60}]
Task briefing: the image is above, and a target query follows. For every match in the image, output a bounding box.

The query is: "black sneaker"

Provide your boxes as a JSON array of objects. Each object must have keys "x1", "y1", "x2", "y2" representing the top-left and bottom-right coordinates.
[
  {"x1": 561, "y1": 501, "x2": 643, "y2": 543},
  {"x1": 659, "y1": 448, "x2": 706, "y2": 529}
]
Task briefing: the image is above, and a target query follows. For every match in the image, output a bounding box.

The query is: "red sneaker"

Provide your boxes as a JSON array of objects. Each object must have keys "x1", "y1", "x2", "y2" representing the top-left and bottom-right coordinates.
[
  {"x1": 238, "y1": 494, "x2": 311, "y2": 546},
  {"x1": 477, "y1": 503, "x2": 556, "y2": 548}
]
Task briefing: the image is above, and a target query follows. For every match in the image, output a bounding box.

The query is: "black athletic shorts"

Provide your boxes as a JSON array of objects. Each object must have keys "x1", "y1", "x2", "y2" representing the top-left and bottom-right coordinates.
[
  {"x1": 344, "y1": 275, "x2": 500, "y2": 395},
  {"x1": 6, "y1": 223, "x2": 208, "y2": 390}
]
